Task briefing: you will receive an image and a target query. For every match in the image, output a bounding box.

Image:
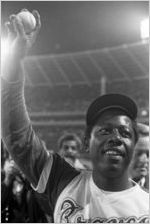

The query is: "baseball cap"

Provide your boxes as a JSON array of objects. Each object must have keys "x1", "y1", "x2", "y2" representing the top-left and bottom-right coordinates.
[{"x1": 86, "y1": 93, "x2": 138, "y2": 126}]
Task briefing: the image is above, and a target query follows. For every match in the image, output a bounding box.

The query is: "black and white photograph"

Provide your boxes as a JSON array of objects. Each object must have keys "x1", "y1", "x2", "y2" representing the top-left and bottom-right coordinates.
[{"x1": 1, "y1": 1, "x2": 149, "y2": 223}]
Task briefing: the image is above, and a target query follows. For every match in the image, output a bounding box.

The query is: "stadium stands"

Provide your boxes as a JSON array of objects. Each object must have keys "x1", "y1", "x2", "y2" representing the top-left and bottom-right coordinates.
[
  {"x1": 23, "y1": 41, "x2": 149, "y2": 151},
  {"x1": 24, "y1": 40, "x2": 148, "y2": 86}
]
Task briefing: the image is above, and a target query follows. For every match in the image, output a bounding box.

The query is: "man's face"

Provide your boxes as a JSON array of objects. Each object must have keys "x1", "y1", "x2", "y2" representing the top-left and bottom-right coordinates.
[
  {"x1": 89, "y1": 110, "x2": 136, "y2": 178},
  {"x1": 133, "y1": 139, "x2": 149, "y2": 178},
  {"x1": 60, "y1": 140, "x2": 79, "y2": 158}
]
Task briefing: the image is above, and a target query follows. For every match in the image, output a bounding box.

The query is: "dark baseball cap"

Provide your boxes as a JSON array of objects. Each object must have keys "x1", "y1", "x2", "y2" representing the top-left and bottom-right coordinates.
[{"x1": 86, "y1": 93, "x2": 138, "y2": 126}]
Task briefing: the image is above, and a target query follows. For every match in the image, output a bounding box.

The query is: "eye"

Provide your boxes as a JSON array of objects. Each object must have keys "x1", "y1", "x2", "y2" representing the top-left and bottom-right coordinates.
[
  {"x1": 119, "y1": 127, "x2": 132, "y2": 138},
  {"x1": 63, "y1": 145, "x2": 69, "y2": 150},
  {"x1": 71, "y1": 146, "x2": 76, "y2": 151},
  {"x1": 97, "y1": 128, "x2": 111, "y2": 135}
]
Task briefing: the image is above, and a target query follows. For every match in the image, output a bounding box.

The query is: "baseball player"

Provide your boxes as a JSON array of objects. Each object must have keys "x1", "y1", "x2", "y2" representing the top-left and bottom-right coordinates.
[{"x1": 1, "y1": 10, "x2": 149, "y2": 223}]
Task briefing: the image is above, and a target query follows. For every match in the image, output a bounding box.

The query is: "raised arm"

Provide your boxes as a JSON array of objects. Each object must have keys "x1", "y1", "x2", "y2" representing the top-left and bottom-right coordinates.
[{"x1": 1, "y1": 10, "x2": 50, "y2": 188}]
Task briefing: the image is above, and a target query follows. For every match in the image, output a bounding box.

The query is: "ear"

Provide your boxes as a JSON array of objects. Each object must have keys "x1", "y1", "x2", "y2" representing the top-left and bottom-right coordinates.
[{"x1": 82, "y1": 136, "x2": 90, "y2": 152}]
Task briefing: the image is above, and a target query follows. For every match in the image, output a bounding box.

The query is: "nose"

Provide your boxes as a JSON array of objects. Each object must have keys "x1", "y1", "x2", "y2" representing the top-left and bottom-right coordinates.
[
  {"x1": 68, "y1": 147, "x2": 74, "y2": 153},
  {"x1": 108, "y1": 138, "x2": 122, "y2": 147},
  {"x1": 139, "y1": 153, "x2": 149, "y2": 163},
  {"x1": 108, "y1": 129, "x2": 122, "y2": 147}
]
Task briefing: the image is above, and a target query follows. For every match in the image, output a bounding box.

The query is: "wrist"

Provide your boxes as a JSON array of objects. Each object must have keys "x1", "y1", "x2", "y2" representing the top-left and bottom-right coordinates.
[{"x1": 2, "y1": 58, "x2": 24, "y2": 82}]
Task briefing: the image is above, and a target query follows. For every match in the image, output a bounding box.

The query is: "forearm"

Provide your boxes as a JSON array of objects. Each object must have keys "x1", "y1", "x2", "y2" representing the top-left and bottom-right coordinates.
[
  {"x1": 1, "y1": 73, "x2": 49, "y2": 187},
  {"x1": 1, "y1": 73, "x2": 30, "y2": 144},
  {"x1": 2, "y1": 55, "x2": 24, "y2": 82}
]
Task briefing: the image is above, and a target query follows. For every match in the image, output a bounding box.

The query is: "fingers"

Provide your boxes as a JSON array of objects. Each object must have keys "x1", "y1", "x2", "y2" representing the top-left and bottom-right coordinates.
[
  {"x1": 27, "y1": 10, "x2": 41, "y2": 45},
  {"x1": 12, "y1": 15, "x2": 26, "y2": 37},
  {"x1": 5, "y1": 21, "x2": 14, "y2": 40},
  {"x1": 32, "y1": 10, "x2": 41, "y2": 33},
  {"x1": 5, "y1": 14, "x2": 26, "y2": 40},
  {"x1": 21, "y1": 8, "x2": 28, "y2": 12},
  {"x1": 5, "y1": 14, "x2": 16, "y2": 40}
]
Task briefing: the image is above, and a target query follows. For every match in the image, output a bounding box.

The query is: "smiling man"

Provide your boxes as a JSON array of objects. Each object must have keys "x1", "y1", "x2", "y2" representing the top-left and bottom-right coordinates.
[
  {"x1": 1, "y1": 10, "x2": 149, "y2": 223},
  {"x1": 84, "y1": 96, "x2": 139, "y2": 192}
]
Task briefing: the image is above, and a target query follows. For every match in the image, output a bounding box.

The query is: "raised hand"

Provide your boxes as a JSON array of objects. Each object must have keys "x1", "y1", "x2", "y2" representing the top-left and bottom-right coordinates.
[{"x1": 5, "y1": 9, "x2": 41, "y2": 60}]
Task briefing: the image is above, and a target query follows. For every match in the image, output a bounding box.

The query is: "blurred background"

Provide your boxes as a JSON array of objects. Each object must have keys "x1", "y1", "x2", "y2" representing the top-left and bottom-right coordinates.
[{"x1": 1, "y1": 1, "x2": 149, "y2": 151}]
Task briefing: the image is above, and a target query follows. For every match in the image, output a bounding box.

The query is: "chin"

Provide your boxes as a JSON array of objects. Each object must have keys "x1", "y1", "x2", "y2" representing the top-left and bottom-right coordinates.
[
  {"x1": 97, "y1": 164, "x2": 125, "y2": 178},
  {"x1": 107, "y1": 168, "x2": 124, "y2": 178},
  {"x1": 139, "y1": 171, "x2": 148, "y2": 177}
]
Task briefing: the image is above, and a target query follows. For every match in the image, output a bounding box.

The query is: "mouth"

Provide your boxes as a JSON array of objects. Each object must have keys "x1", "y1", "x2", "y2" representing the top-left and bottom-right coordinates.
[
  {"x1": 137, "y1": 167, "x2": 148, "y2": 174},
  {"x1": 103, "y1": 148, "x2": 125, "y2": 159},
  {"x1": 140, "y1": 167, "x2": 148, "y2": 172}
]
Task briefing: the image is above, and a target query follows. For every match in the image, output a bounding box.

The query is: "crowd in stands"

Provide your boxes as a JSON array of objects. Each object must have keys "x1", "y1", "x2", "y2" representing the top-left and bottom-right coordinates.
[
  {"x1": 25, "y1": 79, "x2": 148, "y2": 114},
  {"x1": 24, "y1": 78, "x2": 149, "y2": 152}
]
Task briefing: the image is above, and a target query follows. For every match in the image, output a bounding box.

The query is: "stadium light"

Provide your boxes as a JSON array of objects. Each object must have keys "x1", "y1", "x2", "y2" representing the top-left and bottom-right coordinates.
[{"x1": 140, "y1": 18, "x2": 149, "y2": 39}]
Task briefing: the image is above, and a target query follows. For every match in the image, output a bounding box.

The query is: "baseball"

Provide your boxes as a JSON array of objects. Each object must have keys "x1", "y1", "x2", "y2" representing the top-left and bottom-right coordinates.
[{"x1": 17, "y1": 10, "x2": 36, "y2": 34}]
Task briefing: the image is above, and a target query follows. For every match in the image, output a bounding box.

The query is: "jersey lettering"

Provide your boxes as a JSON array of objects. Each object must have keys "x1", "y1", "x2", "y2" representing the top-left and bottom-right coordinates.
[
  {"x1": 59, "y1": 198, "x2": 149, "y2": 223},
  {"x1": 60, "y1": 198, "x2": 82, "y2": 222}
]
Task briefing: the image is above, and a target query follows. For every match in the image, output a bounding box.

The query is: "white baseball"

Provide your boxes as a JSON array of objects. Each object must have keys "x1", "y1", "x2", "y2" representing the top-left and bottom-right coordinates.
[{"x1": 17, "y1": 10, "x2": 36, "y2": 34}]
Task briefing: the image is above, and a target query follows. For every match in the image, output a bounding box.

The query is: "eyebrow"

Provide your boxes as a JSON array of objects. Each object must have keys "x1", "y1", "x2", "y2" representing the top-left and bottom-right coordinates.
[
  {"x1": 95, "y1": 124, "x2": 133, "y2": 132},
  {"x1": 96, "y1": 123, "x2": 130, "y2": 128}
]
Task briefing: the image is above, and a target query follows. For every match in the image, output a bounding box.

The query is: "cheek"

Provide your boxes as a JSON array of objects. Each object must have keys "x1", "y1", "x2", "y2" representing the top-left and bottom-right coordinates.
[
  {"x1": 89, "y1": 134, "x2": 102, "y2": 156},
  {"x1": 126, "y1": 139, "x2": 135, "y2": 157}
]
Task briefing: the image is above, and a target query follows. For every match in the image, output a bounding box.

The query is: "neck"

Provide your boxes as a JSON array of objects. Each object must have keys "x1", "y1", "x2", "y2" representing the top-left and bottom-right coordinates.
[{"x1": 92, "y1": 169, "x2": 132, "y2": 191}]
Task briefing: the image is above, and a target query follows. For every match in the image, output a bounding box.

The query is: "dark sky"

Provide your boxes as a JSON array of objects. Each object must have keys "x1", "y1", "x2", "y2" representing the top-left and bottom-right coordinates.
[{"x1": 1, "y1": 1, "x2": 149, "y2": 55}]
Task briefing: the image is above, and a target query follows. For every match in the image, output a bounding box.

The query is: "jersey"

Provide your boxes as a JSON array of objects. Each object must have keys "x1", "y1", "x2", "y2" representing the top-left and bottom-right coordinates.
[{"x1": 36, "y1": 155, "x2": 149, "y2": 223}]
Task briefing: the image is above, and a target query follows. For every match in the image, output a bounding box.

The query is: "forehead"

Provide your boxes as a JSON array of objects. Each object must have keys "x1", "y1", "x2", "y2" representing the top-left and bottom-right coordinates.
[
  {"x1": 94, "y1": 109, "x2": 133, "y2": 127},
  {"x1": 135, "y1": 137, "x2": 149, "y2": 152},
  {"x1": 62, "y1": 140, "x2": 77, "y2": 147}
]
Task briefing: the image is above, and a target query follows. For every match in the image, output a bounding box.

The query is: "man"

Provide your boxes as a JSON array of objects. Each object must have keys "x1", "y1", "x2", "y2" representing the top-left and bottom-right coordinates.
[
  {"x1": 58, "y1": 133, "x2": 83, "y2": 168},
  {"x1": 58, "y1": 133, "x2": 91, "y2": 170},
  {"x1": 130, "y1": 134, "x2": 149, "y2": 190},
  {"x1": 2, "y1": 9, "x2": 149, "y2": 223}
]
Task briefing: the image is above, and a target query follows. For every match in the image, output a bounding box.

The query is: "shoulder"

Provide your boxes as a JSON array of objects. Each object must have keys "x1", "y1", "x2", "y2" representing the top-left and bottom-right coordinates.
[
  {"x1": 130, "y1": 179, "x2": 149, "y2": 197},
  {"x1": 60, "y1": 170, "x2": 92, "y2": 190},
  {"x1": 139, "y1": 187, "x2": 149, "y2": 194},
  {"x1": 135, "y1": 184, "x2": 149, "y2": 197}
]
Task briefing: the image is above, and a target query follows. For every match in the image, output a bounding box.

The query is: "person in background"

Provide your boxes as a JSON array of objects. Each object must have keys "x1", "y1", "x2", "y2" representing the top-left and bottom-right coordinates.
[
  {"x1": 58, "y1": 133, "x2": 86, "y2": 170},
  {"x1": 1, "y1": 159, "x2": 48, "y2": 223},
  {"x1": 130, "y1": 123, "x2": 149, "y2": 190},
  {"x1": 1, "y1": 159, "x2": 29, "y2": 222}
]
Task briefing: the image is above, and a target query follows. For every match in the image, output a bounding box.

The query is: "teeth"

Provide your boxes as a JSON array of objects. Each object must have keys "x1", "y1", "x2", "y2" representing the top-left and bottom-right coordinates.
[
  {"x1": 105, "y1": 151, "x2": 118, "y2": 155},
  {"x1": 105, "y1": 150, "x2": 123, "y2": 156}
]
